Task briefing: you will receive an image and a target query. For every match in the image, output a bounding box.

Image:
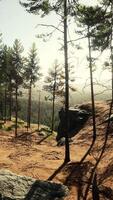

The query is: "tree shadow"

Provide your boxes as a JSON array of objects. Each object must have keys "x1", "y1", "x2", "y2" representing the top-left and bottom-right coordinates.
[
  {"x1": 48, "y1": 160, "x2": 113, "y2": 200},
  {"x1": 11, "y1": 129, "x2": 39, "y2": 143},
  {"x1": 82, "y1": 136, "x2": 110, "y2": 199},
  {"x1": 64, "y1": 161, "x2": 93, "y2": 200},
  {"x1": 78, "y1": 102, "x2": 113, "y2": 199},
  {"x1": 47, "y1": 162, "x2": 66, "y2": 181},
  {"x1": 17, "y1": 131, "x2": 34, "y2": 138},
  {"x1": 98, "y1": 160, "x2": 113, "y2": 185},
  {"x1": 80, "y1": 138, "x2": 96, "y2": 164},
  {"x1": 37, "y1": 132, "x2": 53, "y2": 145},
  {"x1": 88, "y1": 171, "x2": 113, "y2": 200},
  {"x1": 99, "y1": 185, "x2": 113, "y2": 199},
  {"x1": 63, "y1": 161, "x2": 113, "y2": 200},
  {"x1": 11, "y1": 131, "x2": 33, "y2": 143}
]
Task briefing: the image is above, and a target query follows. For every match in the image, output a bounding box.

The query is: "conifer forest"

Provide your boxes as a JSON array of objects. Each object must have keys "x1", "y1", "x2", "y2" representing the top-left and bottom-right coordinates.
[{"x1": 0, "y1": 0, "x2": 113, "y2": 199}]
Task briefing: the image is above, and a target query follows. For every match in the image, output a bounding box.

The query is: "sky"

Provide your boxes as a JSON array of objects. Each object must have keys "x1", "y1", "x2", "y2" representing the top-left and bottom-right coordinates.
[
  {"x1": 0, "y1": 0, "x2": 111, "y2": 93},
  {"x1": 0, "y1": 0, "x2": 63, "y2": 75}
]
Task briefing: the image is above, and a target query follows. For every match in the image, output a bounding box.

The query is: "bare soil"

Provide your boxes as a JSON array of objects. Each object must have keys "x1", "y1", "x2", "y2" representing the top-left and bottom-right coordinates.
[{"x1": 0, "y1": 101, "x2": 113, "y2": 199}]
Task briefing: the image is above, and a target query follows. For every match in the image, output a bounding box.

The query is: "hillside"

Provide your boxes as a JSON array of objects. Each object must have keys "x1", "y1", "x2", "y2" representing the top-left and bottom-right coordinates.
[{"x1": 0, "y1": 101, "x2": 113, "y2": 199}]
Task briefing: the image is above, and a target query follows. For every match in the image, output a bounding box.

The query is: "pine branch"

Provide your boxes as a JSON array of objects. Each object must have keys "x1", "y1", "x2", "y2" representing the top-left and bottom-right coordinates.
[{"x1": 35, "y1": 23, "x2": 64, "y2": 33}]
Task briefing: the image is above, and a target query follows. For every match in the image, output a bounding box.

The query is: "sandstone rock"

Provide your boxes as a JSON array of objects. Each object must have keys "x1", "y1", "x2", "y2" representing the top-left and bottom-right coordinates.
[
  {"x1": 0, "y1": 169, "x2": 69, "y2": 200},
  {"x1": 56, "y1": 107, "x2": 90, "y2": 142}
]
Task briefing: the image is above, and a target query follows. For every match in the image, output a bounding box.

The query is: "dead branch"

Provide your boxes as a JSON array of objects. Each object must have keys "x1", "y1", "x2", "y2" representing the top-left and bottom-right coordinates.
[{"x1": 35, "y1": 23, "x2": 64, "y2": 33}]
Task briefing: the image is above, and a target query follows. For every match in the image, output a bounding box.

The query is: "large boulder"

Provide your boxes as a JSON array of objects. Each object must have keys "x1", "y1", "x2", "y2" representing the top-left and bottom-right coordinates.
[
  {"x1": 56, "y1": 107, "x2": 90, "y2": 142},
  {"x1": 0, "y1": 169, "x2": 69, "y2": 200}
]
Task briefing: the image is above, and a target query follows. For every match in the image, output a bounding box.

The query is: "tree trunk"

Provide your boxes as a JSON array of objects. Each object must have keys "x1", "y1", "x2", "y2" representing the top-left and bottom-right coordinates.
[
  {"x1": 9, "y1": 79, "x2": 12, "y2": 121},
  {"x1": 27, "y1": 82, "x2": 32, "y2": 130},
  {"x1": 0, "y1": 100, "x2": 3, "y2": 120},
  {"x1": 51, "y1": 83, "x2": 56, "y2": 133},
  {"x1": 92, "y1": 173, "x2": 100, "y2": 200},
  {"x1": 15, "y1": 84, "x2": 18, "y2": 137},
  {"x1": 64, "y1": 0, "x2": 70, "y2": 163},
  {"x1": 4, "y1": 85, "x2": 7, "y2": 123},
  {"x1": 37, "y1": 91, "x2": 41, "y2": 132},
  {"x1": 110, "y1": 3, "x2": 113, "y2": 103},
  {"x1": 51, "y1": 66, "x2": 57, "y2": 133},
  {"x1": 88, "y1": 26, "x2": 96, "y2": 141}
]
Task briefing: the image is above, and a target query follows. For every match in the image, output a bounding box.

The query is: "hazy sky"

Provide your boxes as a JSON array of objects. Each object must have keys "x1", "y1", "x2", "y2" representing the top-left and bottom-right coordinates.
[
  {"x1": 0, "y1": 0, "x2": 63, "y2": 75},
  {"x1": 0, "y1": 0, "x2": 111, "y2": 91}
]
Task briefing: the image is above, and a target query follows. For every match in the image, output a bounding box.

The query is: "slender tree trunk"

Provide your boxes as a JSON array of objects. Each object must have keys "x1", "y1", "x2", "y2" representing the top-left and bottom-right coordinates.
[
  {"x1": 9, "y1": 89, "x2": 12, "y2": 121},
  {"x1": 37, "y1": 90, "x2": 41, "y2": 132},
  {"x1": 4, "y1": 85, "x2": 7, "y2": 123},
  {"x1": 110, "y1": 3, "x2": 113, "y2": 103},
  {"x1": 88, "y1": 26, "x2": 96, "y2": 141},
  {"x1": 9, "y1": 79, "x2": 12, "y2": 121},
  {"x1": 0, "y1": 100, "x2": 3, "y2": 120},
  {"x1": 15, "y1": 84, "x2": 18, "y2": 137},
  {"x1": 64, "y1": 0, "x2": 70, "y2": 163},
  {"x1": 51, "y1": 83, "x2": 56, "y2": 133},
  {"x1": 83, "y1": 23, "x2": 113, "y2": 200},
  {"x1": 92, "y1": 173, "x2": 100, "y2": 200},
  {"x1": 80, "y1": 26, "x2": 98, "y2": 165},
  {"x1": 51, "y1": 67, "x2": 57, "y2": 133},
  {"x1": 27, "y1": 81, "x2": 32, "y2": 130}
]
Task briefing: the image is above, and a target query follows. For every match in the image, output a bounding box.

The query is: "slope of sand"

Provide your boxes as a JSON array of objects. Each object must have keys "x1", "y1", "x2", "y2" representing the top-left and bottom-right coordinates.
[{"x1": 0, "y1": 101, "x2": 113, "y2": 199}]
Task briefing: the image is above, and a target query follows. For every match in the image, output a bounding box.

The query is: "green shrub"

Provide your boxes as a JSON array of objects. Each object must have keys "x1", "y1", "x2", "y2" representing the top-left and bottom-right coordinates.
[{"x1": 4, "y1": 126, "x2": 12, "y2": 131}]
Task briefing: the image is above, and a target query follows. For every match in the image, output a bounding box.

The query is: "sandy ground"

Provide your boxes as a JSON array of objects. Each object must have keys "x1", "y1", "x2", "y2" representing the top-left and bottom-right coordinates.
[{"x1": 0, "y1": 101, "x2": 113, "y2": 199}]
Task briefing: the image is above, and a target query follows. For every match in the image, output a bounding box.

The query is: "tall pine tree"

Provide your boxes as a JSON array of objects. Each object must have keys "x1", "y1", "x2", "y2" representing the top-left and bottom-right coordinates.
[
  {"x1": 11, "y1": 39, "x2": 24, "y2": 137},
  {"x1": 24, "y1": 43, "x2": 41, "y2": 130},
  {"x1": 20, "y1": 0, "x2": 80, "y2": 162},
  {"x1": 43, "y1": 60, "x2": 61, "y2": 133}
]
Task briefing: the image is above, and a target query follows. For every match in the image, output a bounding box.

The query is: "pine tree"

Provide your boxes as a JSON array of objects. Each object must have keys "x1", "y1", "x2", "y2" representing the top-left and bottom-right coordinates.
[
  {"x1": 0, "y1": 45, "x2": 13, "y2": 122},
  {"x1": 1, "y1": 45, "x2": 9, "y2": 122},
  {"x1": 75, "y1": 5, "x2": 103, "y2": 141},
  {"x1": 11, "y1": 39, "x2": 24, "y2": 137},
  {"x1": 24, "y1": 43, "x2": 41, "y2": 130},
  {"x1": 20, "y1": 0, "x2": 79, "y2": 162},
  {"x1": 91, "y1": 1, "x2": 113, "y2": 102},
  {"x1": 43, "y1": 60, "x2": 76, "y2": 135},
  {"x1": 43, "y1": 60, "x2": 61, "y2": 133},
  {"x1": 0, "y1": 34, "x2": 4, "y2": 120},
  {"x1": 6, "y1": 47, "x2": 15, "y2": 121}
]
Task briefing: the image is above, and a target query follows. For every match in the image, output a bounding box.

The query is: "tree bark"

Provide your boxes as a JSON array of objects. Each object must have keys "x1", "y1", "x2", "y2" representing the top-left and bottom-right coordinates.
[
  {"x1": 88, "y1": 26, "x2": 96, "y2": 141},
  {"x1": 51, "y1": 83, "x2": 55, "y2": 133},
  {"x1": 110, "y1": 3, "x2": 113, "y2": 103},
  {"x1": 0, "y1": 100, "x2": 3, "y2": 120},
  {"x1": 92, "y1": 173, "x2": 100, "y2": 200},
  {"x1": 37, "y1": 91, "x2": 41, "y2": 132},
  {"x1": 15, "y1": 84, "x2": 18, "y2": 137},
  {"x1": 27, "y1": 81, "x2": 32, "y2": 130},
  {"x1": 51, "y1": 66, "x2": 57, "y2": 133},
  {"x1": 64, "y1": 0, "x2": 70, "y2": 163},
  {"x1": 9, "y1": 79, "x2": 12, "y2": 121},
  {"x1": 4, "y1": 85, "x2": 7, "y2": 123}
]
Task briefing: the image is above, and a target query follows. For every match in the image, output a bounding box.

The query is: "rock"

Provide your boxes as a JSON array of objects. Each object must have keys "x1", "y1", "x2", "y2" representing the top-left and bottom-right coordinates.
[
  {"x1": 38, "y1": 131, "x2": 47, "y2": 137},
  {"x1": 56, "y1": 107, "x2": 90, "y2": 142},
  {"x1": 57, "y1": 137, "x2": 66, "y2": 146},
  {"x1": 0, "y1": 169, "x2": 69, "y2": 200},
  {"x1": 57, "y1": 137, "x2": 73, "y2": 146}
]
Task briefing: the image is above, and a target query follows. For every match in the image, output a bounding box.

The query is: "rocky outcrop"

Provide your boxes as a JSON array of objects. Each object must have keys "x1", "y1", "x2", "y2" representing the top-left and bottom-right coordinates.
[
  {"x1": 0, "y1": 169, "x2": 69, "y2": 200},
  {"x1": 56, "y1": 107, "x2": 90, "y2": 142}
]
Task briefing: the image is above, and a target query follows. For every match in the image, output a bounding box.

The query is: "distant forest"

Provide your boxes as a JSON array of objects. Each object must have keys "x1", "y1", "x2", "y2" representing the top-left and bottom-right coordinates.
[
  {"x1": 18, "y1": 88, "x2": 110, "y2": 131},
  {"x1": 18, "y1": 98, "x2": 61, "y2": 131}
]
